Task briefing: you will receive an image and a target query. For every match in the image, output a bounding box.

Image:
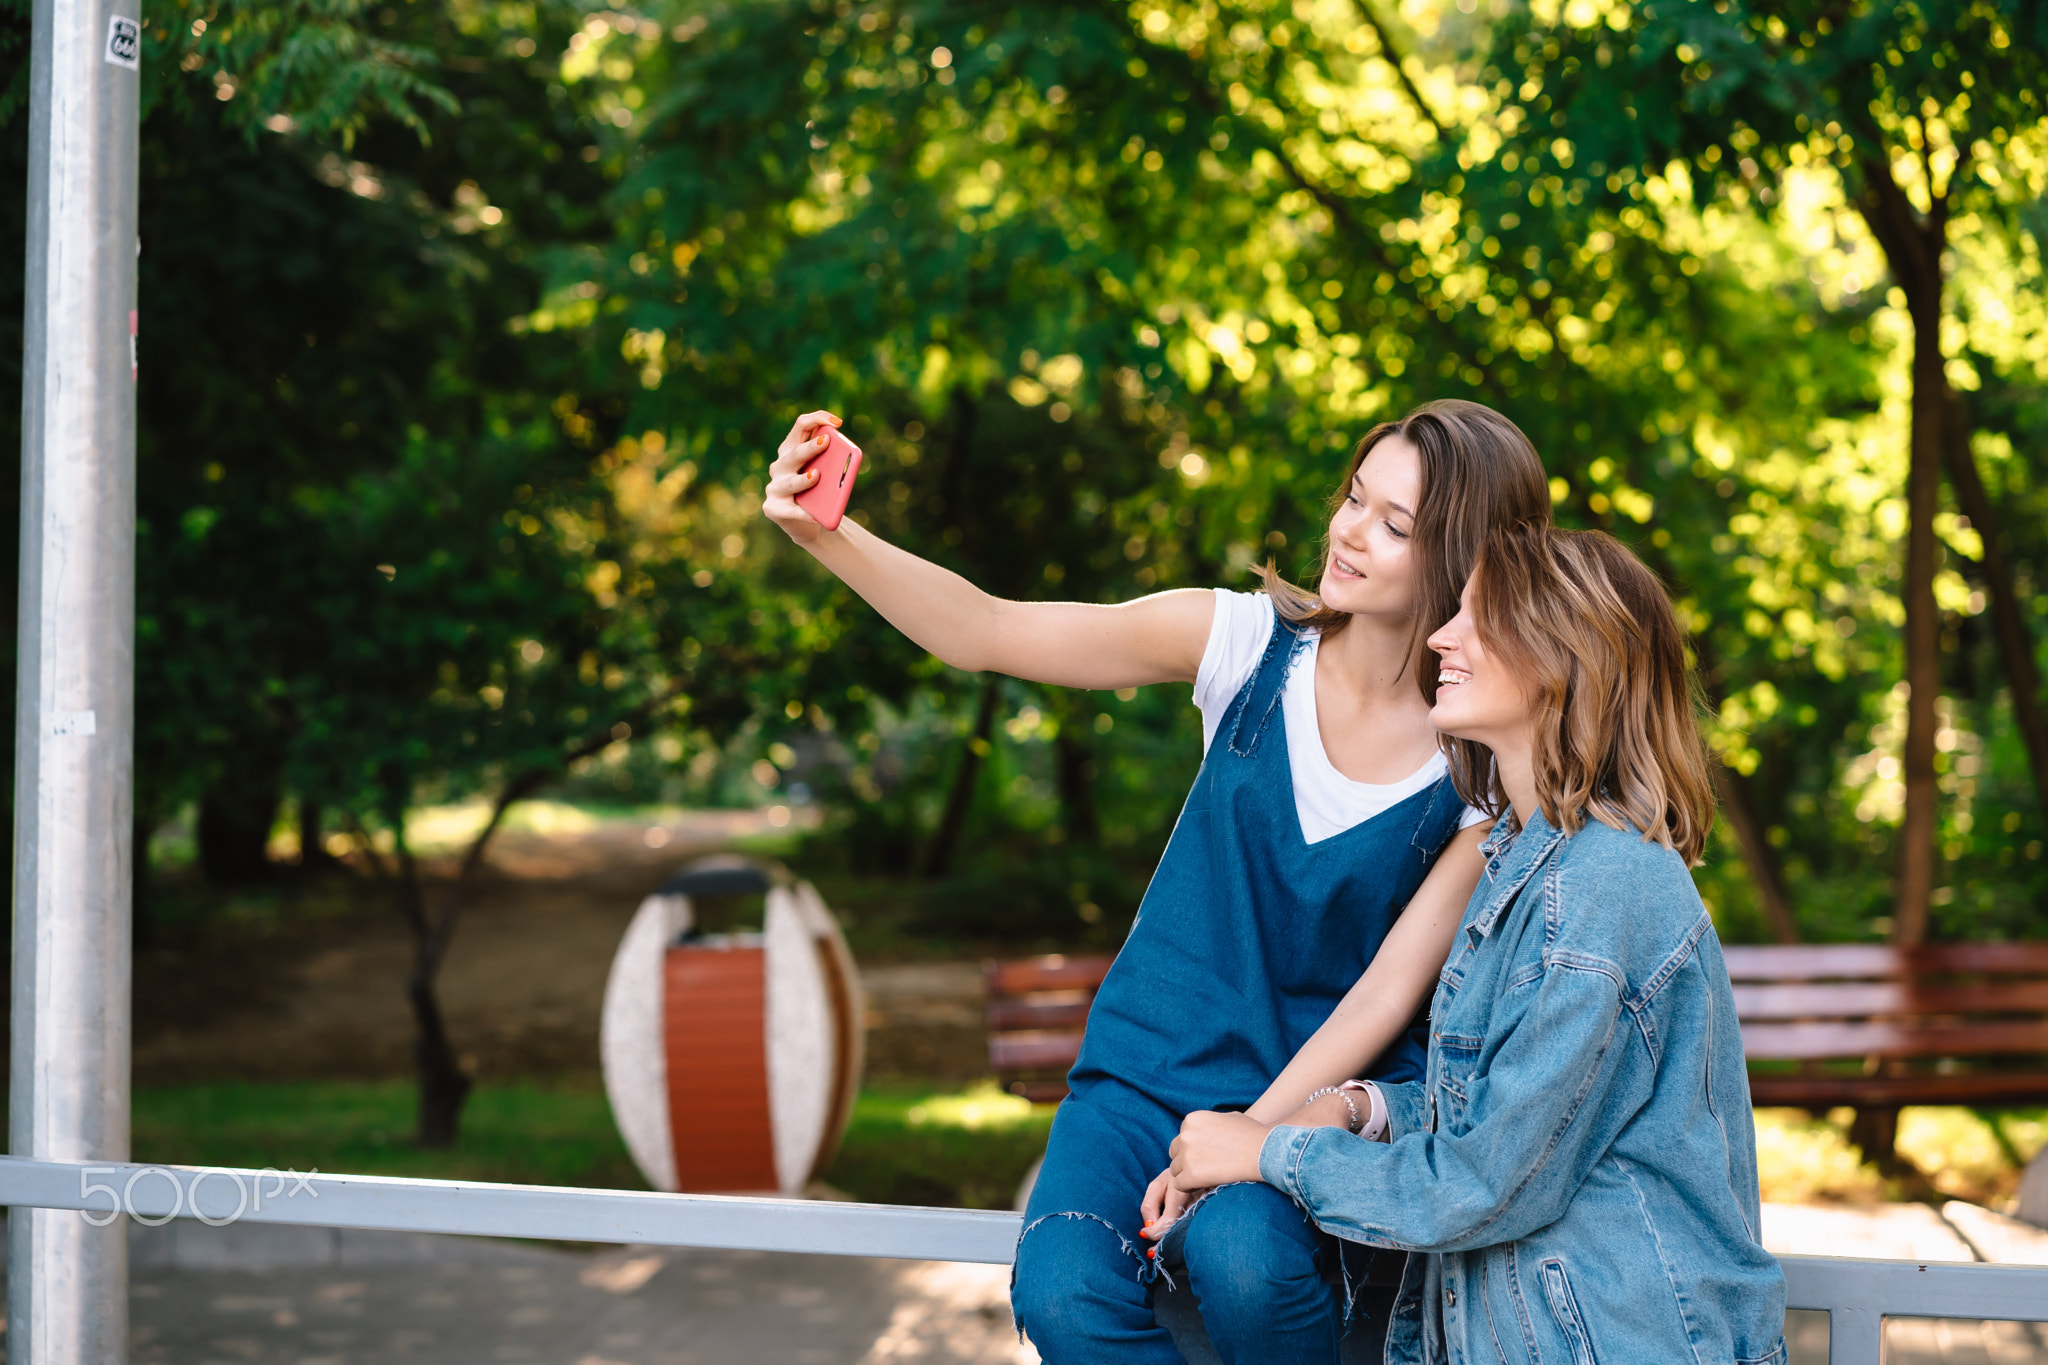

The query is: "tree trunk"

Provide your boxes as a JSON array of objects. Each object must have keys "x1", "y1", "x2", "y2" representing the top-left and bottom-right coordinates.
[
  {"x1": 1849, "y1": 1105, "x2": 1901, "y2": 1169},
  {"x1": 1893, "y1": 299, "x2": 1946, "y2": 944},
  {"x1": 367, "y1": 708, "x2": 675, "y2": 1149},
  {"x1": 133, "y1": 810, "x2": 155, "y2": 950},
  {"x1": 1054, "y1": 730, "x2": 1101, "y2": 846},
  {"x1": 1852, "y1": 160, "x2": 1952, "y2": 947},
  {"x1": 1710, "y1": 766, "x2": 1800, "y2": 944},
  {"x1": 408, "y1": 944, "x2": 473, "y2": 1148},
  {"x1": 297, "y1": 797, "x2": 336, "y2": 868},
  {"x1": 373, "y1": 786, "x2": 475, "y2": 1151},
  {"x1": 197, "y1": 778, "x2": 280, "y2": 885},
  {"x1": 922, "y1": 678, "x2": 1001, "y2": 879},
  {"x1": 1046, "y1": 693, "x2": 1101, "y2": 846},
  {"x1": 1942, "y1": 393, "x2": 2048, "y2": 820}
]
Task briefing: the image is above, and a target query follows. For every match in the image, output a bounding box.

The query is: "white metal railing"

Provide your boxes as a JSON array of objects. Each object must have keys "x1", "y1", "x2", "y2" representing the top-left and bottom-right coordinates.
[{"x1": 3, "y1": 1155, "x2": 2045, "y2": 1365}]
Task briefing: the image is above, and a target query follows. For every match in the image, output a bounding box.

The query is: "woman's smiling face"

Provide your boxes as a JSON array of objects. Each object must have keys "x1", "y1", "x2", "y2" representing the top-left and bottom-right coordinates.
[
  {"x1": 1426, "y1": 570, "x2": 1531, "y2": 744},
  {"x1": 1318, "y1": 436, "x2": 1422, "y2": 622}
]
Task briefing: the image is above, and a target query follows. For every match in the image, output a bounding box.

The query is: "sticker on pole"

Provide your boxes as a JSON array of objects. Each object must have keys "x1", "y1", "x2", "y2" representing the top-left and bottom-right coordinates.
[
  {"x1": 51, "y1": 711, "x2": 96, "y2": 738},
  {"x1": 104, "y1": 15, "x2": 140, "y2": 71}
]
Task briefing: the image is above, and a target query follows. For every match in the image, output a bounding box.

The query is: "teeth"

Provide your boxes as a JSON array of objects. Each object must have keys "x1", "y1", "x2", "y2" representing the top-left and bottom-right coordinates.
[{"x1": 1439, "y1": 669, "x2": 1472, "y2": 686}]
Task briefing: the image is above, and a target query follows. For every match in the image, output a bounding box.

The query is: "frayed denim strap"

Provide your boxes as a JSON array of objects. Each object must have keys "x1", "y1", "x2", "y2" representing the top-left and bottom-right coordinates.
[{"x1": 1225, "y1": 612, "x2": 1307, "y2": 759}]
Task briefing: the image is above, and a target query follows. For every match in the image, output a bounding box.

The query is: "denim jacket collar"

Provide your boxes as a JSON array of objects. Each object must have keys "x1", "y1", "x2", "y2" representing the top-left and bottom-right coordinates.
[{"x1": 1466, "y1": 809, "x2": 1568, "y2": 945}]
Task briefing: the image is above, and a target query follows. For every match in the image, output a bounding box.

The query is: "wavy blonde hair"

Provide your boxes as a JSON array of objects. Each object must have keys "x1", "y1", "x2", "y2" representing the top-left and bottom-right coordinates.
[{"x1": 1453, "y1": 525, "x2": 1715, "y2": 864}]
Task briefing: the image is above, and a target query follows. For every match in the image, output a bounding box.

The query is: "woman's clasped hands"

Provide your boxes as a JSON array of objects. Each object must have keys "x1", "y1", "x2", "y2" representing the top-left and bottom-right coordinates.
[
  {"x1": 1140, "y1": 1090, "x2": 1360, "y2": 1242},
  {"x1": 1138, "y1": 1113, "x2": 1267, "y2": 1242}
]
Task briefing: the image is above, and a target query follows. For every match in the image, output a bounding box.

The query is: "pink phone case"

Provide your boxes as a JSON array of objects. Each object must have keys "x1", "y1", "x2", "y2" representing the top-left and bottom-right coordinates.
[{"x1": 795, "y1": 427, "x2": 863, "y2": 532}]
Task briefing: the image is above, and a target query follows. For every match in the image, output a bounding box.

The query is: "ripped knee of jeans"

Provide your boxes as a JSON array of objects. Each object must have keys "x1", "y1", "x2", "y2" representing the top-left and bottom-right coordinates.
[
  {"x1": 1010, "y1": 1210, "x2": 1160, "y2": 1344},
  {"x1": 1173, "y1": 1180, "x2": 1382, "y2": 1336}
]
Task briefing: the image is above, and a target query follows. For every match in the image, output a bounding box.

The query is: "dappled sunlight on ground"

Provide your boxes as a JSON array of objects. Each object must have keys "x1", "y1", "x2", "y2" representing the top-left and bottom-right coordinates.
[
  {"x1": 904, "y1": 1082, "x2": 1038, "y2": 1132},
  {"x1": 1756, "y1": 1107, "x2": 2047, "y2": 1208},
  {"x1": 1901, "y1": 1109, "x2": 2048, "y2": 1206},
  {"x1": 1756, "y1": 1108, "x2": 1887, "y2": 1204}
]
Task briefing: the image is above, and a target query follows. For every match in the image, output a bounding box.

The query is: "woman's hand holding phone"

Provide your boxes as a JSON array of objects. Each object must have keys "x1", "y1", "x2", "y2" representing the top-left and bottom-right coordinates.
[{"x1": 764, "y1": 409, "x2": 853, "y2": 545}]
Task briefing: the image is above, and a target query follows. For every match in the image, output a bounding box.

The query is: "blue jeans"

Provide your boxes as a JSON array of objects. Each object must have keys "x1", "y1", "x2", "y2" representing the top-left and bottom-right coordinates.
[{"x1": 1012, "y1": 1183, "x2": 1346, "y2": 1365}]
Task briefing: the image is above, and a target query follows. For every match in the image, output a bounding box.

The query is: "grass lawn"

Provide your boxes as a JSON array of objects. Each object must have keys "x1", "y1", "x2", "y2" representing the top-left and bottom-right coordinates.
[
  {"x1": 826, "y1": 1081, "x2": 1053, "y2": 1210},
  {"x1": 132, "y1": 1077, "x2": 1053, "y2": 1211}
]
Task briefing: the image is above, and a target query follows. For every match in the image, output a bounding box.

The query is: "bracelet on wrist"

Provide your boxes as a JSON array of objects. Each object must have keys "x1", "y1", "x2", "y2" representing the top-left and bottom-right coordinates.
[{"x1": 1303, "y1": 1085, "x2": 1363, "y2": 1135}]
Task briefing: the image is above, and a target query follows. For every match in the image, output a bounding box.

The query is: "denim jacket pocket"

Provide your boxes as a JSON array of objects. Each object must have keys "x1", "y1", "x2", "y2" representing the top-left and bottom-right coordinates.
[
  {"x1": 1538, "y1": 1258, "x2": 1599, "y2": 1365},
  {"x1": 1432, "y1": 1032, "x2": 1483, "y2": 1135}
]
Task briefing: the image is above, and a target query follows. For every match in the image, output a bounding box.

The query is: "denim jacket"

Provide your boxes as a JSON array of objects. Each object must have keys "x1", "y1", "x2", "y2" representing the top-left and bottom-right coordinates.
[{"x1": 1260, "y1": 811, "x2": 1786, "y2": 1365}]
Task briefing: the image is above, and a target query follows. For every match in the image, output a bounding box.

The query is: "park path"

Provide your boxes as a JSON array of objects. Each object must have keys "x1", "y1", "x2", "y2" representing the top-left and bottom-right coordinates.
[
  {"x1": 134, "y1": 806, "x2": 993, "y2": 1087},
  {"x1": 121, "y1": 1223, "x2": 1031, "y2": 1365}
]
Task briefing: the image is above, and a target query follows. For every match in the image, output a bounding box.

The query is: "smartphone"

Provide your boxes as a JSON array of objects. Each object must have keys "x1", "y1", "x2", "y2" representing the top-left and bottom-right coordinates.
[{"x1": 795, "y1": 426, "x2": 863, "y2": 532}]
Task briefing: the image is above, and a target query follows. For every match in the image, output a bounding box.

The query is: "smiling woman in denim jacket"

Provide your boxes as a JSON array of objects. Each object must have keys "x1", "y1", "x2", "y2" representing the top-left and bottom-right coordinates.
[{"x1": 1170, "y1": 525, "x2": 1788, "y2": 1365}]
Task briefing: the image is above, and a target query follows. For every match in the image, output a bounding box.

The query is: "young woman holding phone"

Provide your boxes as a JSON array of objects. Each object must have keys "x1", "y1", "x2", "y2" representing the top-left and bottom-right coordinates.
[
  {"x1": 761, "y1": 399, "x2": 1550, "y2": 1363},
  {"x1": 1167, "y1": 525, "x2": 1787, "y2": 1365}
]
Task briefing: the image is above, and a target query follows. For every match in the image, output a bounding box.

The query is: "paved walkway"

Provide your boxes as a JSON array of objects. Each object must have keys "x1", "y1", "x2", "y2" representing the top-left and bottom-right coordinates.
[
  {"x1": 128, "y1": 1224, "x2": 1033, "y2": 1365},
  {"x1": 118, "y1": 1201, "x2": 2048, "y2": 1364}
]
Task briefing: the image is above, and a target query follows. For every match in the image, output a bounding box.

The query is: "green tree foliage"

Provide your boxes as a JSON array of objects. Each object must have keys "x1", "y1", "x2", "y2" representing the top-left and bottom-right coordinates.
[
  {"x1": 1480, "y1": 0, "x2": 2048, "y2": 942},
  {"x1": 0, "y1": 0, "x2": 736, "y2": 1140},
  {"x1": 555, "y1": 0, "x2": 1957, "y2": 945},
  {"x1": 5, "y1": 0, "x2": 2046, "y2": 1141}
]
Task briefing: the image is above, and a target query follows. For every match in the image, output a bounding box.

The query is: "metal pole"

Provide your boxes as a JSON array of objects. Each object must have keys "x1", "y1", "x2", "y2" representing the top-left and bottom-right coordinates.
[{"x1": 9, "y1": 0, "x2": 139, "y2": 1352}]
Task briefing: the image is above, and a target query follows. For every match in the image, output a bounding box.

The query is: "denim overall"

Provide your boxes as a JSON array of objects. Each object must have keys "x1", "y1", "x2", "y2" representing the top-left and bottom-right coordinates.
[{"x1": 1012, "y1": 613, "x2": 1466, "y2": 1364}]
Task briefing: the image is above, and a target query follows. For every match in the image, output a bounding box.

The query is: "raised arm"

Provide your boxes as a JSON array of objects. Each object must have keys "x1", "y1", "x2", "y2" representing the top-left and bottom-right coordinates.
[
  {"x1": 1245, "y1": 823, "x2": 1487, "y2": 1123},
  {"x1": 762, "y1": 410, "x2": 1212, "y2": 689}
]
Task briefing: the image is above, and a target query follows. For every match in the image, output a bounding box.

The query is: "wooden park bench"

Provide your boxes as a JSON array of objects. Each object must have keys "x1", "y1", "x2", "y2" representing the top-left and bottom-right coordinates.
[
  {"x1": 984, "y1": 954, "x2": 1115, "y2": 1103},
  {"x1": 1728, "y1": 942, "x2": 2048, "y2": 1160},
  {"x1": 983, "y1": 941, "x2": 2048, "y2": 1162}
]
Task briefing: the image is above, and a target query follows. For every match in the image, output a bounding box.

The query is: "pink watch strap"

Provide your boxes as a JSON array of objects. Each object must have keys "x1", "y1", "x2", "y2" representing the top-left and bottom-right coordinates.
[{"x1": 1340, "y1": 1079, "x2": 1389, "y2": 1142}]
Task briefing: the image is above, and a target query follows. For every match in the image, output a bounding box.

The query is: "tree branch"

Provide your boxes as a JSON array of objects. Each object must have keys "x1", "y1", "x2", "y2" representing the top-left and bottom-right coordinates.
[
  {"x1": 1163, "y1": 36, "x2": 1500, "y2": 395},
  {"x1": 1351, "y1": 0, "x2": 1447, "y2": 141},
  {"x1": 430, "y1": 689, "x2": 688, "y2": 966},
  {"x1": 1852, "y1": 152, "x2": 1941, "y2": 300},
  {"x1": 1941, "y1": 391, "x2": 2048, "y2": 822}
]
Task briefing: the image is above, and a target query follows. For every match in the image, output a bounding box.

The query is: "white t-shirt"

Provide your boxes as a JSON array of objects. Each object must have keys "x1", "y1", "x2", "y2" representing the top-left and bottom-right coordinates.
[{"x1": 1193, "y1": 590, "x2": 1492, "y2": 846}]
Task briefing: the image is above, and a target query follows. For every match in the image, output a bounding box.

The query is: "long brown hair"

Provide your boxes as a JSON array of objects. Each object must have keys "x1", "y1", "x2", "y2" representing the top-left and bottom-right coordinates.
[
  {"x1": 1454, "y1": 525, "x2": 1716, "y2": 864},
  {"x1": 1260, "y1": 400, "x2": 1551, "y2": 784}
]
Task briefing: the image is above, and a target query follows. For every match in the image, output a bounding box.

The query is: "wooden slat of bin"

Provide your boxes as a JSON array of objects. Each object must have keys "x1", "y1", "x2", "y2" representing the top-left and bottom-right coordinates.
[{"x1": 665, "y1": 946, "x2": 778, "y2": 1192}]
